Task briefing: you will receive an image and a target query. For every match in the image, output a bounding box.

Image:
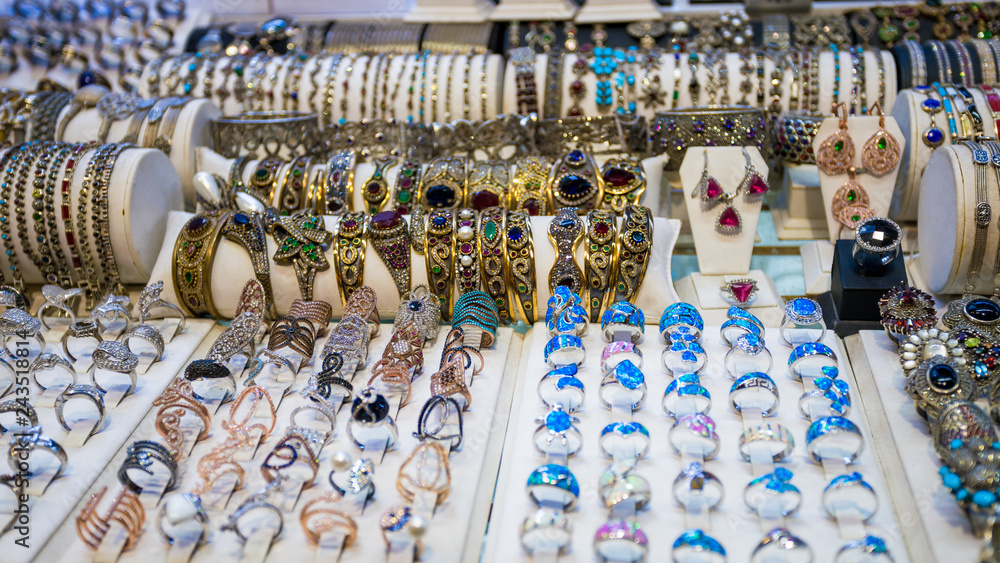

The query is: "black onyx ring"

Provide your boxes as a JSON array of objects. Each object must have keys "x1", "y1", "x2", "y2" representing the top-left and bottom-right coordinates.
[{"x1": 851, "y1": 217, "x2": 901, "y2": 275}]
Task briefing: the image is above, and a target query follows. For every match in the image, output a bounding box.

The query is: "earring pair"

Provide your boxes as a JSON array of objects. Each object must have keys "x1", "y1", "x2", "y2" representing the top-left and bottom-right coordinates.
[{"x1": 817, "y1": 102, "x2": 900, "y2": 177}]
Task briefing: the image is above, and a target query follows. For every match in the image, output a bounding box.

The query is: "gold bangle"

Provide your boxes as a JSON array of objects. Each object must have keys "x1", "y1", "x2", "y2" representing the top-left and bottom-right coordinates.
[
  {"x1": 466, "y1": 160, "x2": 509, "y2": 210},
  {"x1": 504, "y1": 210, "x2": 536, "y2": 324},
  {"x1": 584, "y1": 209, "x2": 617, "y2": 323},
  {"x1": 547, "y1": 150, "x2": 603, "y2": 213},
  {"x1": 455, "y1": 208, "x2": 480, "y2": 295},
  {"x1": 361, "y1": 155, "x2": 398, "y2": 214},
  {"x1": 510, "y1": 155, "x2": 551, "y2": 216},
  {"x1": 425, "y1": 208, "x2": 456, "y2": 320},
  {"x1": 477, "y1": 206, "x2": 509, "y2": 324},
  {"x1": 249, "y1": 157, "x2": 283, "y2": 205},
  {"x1": 367, "y1": 210, "x2": 411, "y2": 298},
  {"x1": 270, "y1": 211, "x2": 333, "y2": 302},
  {"x1": 172, "y1": 210, "x2": 232, "y2": 318},
  {"x1": 319, "y1": 150, "x2": 356, "y2": 214},
  {"x1": 332, "y1": 211, "x2": 367, "y2": 307},
  {"x1": 613, "y1": 204, "x2": 653, "y2": 303},
  {"x1": 278, "y1": 155, "x2": 312, "y2": 213},
  {"x1": 599, "y1": 157, "x2": 646, "y2": 214},
  {"x1": 421, "y1": 156, "x2": 466, "y2": 209}
]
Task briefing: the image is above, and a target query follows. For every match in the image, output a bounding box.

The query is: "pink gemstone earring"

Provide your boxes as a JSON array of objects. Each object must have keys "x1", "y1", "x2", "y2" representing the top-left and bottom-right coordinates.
[
  {"x1": 691, "y1": 149, "x2": 742, "y2": 235},
  {"x1": 737, "y1": 147, "x2": 769, "y2": 199}
]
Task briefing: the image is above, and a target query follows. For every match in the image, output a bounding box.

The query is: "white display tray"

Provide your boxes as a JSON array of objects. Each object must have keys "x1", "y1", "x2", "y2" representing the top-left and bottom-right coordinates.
[
  {"x1": 484, "y1": 324, "x2": 912, "y2": 562},
  {"x1": 38, "y1": 324, "x2": 522, "y2": 563}
]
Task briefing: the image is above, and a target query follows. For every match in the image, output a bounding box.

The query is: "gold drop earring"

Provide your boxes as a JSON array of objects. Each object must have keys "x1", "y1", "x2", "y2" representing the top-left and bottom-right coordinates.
[
  {"x1": 816, "y1": 102, "x2": 855, "y2": 175},
  {"x1": 862, "y1": 102, "x2": 901, "y2": 176}
]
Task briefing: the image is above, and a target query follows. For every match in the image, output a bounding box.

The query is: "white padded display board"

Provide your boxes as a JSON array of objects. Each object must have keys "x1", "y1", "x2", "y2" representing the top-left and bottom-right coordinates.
[
  {"x1": 484, "y1": 325, "x2": 912, "y2": 562},
  {"x1": 1, "y1": 319, "x2": 216, "y2": 563},
  {"x1": 852, "y1": 330, "x2": 976, "y2": 563},
  {"x1": 146, "y1": 212, "x2": 681, "y2": 323},
  {"x1": 38, "y1": 324, "x2": 522, "y2": 563}
]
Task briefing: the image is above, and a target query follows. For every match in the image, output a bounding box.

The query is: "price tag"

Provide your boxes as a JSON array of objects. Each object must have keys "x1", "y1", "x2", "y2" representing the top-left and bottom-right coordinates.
[{"x1": 94, "y1": 521, "x2": 129, "y2": 563}]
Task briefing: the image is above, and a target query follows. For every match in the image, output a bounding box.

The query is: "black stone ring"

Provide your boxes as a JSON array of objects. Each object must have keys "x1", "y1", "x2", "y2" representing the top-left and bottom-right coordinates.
[{"x1": 852, "y1": 217, "x2": 902, "y2": 275}]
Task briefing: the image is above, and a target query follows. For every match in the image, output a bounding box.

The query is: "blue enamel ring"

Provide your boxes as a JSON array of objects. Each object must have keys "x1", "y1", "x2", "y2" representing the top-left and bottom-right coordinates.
[
  {"x1": 727, "y1": 306, "x2": 764, "y2": 332},
  {"x1": 799, "y1": 388, "x2": 851, "y2": 420},
  {"x1": 806, "y1": 416, "x2": 864, "y2": 465},
  {"x1": 662, "y1": 339, "x2": 707, "y2": 376},
  {"x1": 672, "y1": 530, "x2": 726, "y2": 563},
  {"x1": 780, "y1": 297, "x2": 826, "y2": 347},
  {"x1": 745, "y1": 468, "x2": 801, "y2": 517},
  {"x1": 544, "y1": 334, "x2": 586, "y2": 367},
  {"x1": 720, "y1": 317, "x2": 762, "y2": 347},
  {"x1": 537, "y1": 370, "x2": 585, "y2": 413},
  {"x1": 823, "y1": 472, "x2": 878, "y2": 522},
  {"x1": 662, "y1": 379, "x2": 712, "y2": 419},
  {"x1": 601, "y1": 301, "x2": 645, "y2": 344},
  {"x1": 533, "y1": 409, "x2": 583, "y2": 458},
  {"x1": 660, "y1": 312, "x2": 704, "y2": 342},
  {"x1": 599, "y1": 360, "x2": 647, "y2": 411},
  {"x1": 837, "y1": 536, "x2": 892, "y2": 561},
  {"x1": 724, "y1": 333, "x2": 772, "y2": 380},
  {"x1": 526, "y1": 463, "x2": 580, "y2": 510},
  {"x1": 729, "y1": 372, "x2": 779, "y2": 417},
  {"x1": 788, "y1": 342, "x2": 838, "y2": 381},
  {"x1": 599, "y1": 421, "x2": 651, "y2": 460}
]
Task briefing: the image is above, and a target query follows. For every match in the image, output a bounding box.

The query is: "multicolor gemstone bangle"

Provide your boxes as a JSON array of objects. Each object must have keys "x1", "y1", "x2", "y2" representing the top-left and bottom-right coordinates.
[
  {"x1": 547, "y1": 149, "x2": 602, "y2": 213},
  {"x1": 504, "y1": 210, "x2": 536, "y2": 324},
  {"x1": 455, "y1": 208, "x2": 480, "y2": 295},
  {"x1": 319, "y1": 150, "x2": 355, "y2": 214},
  {"x1": 466, "y1": 160, "x2": 509, "y2": 211},
  {"x1": 172, "y1": 210, "x2": 232, "y2": 317},
  {"x1": 333, "y1": 211, "x2": 366, "y2": 307},
  {"x1": 278, "y1": 155, "x2": 312, "y2": 214},
  {"x1": 650, "y1": 106, "x2": 769, "y2": 172},
  {"x1": 599, "y1": 157, "x2": 645, "y2": 214},
  {"x1": 511, "y1": 155, "x2": 551, "y2": 216},
  {"x1": 425, "y1": 208, "x2": 455, "y2": 320},
  {"x1": 477, "y1": 206, "x2": 509, "y2": 324},
  {"x1": 361, "y1": 155, "x2": 397, "y2": 214},
  {"x1": 584, "y1": 209, "x2": 616, "y2": 323},
  {"x1": 390, "y1": 157, "x2": 420, "y2": 214},
  {"x1": 421, "y1": 156, "x2": 466, "y2": 209},
  {"x1": 367, "y1": 210, "x2": 410, "y2": 298},
  {"x1": 547, "y1": 207, "x2": 584, "y2": 295},
  {"x1": 613, "y1": 204, "x2": 652, "y2": 304},
  {"x1": 270, "y1": 211, "x2": 333, "y2": 302}
]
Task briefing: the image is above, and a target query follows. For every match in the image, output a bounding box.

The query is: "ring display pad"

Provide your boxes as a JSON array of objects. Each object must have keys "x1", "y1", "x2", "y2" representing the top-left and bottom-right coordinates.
[
  {"x1": 2, "y1": 319, "x2": 215, "y2": 563},
  {"x1": 538, "y1": 50, "x2": 896, "y2": 120},
  {"x1": 813, "y1": 115, "x2": 904, "y2": 243},
  {"x1": 57, "y1": 97, "x2": 220, "y2": 206},
  {"x1": 680, "y1": 146, "x2": 767, "y2": 275},
  {"x1": 801, "y1": 241, "x2": 837, "y2": 296},
  {"x1": 918, "y1": 146, "x2": 998, "y2": 295},
  {"x1": 141, "y1": 54, "x2": 505, "y2": 125},
  {"x1": 851, "y1": 331, "x2": 975, "y2": 562},
  {"x1": 196, "y1": 148, "x2": 668, "y2": 225},
  {"x1": 674, "y1": 271, "x2": 784, "y2": 327},
  {"x1": 147, "y1": 211, "x2": 680, "y2": 322},
  {"x1": 483, "y1": 325, "x2": 910, "y2": 562},
  {"x1": 38, "y1": 324, "x2": 523, "y2": 563},
  {"x1": 0, "y1": 145, "x2": 182, "y2": 285}
]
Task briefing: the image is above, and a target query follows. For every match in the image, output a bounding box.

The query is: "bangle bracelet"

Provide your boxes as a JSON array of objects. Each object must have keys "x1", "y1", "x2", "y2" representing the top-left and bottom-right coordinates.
[
  {"x1": 173, "y1": 210, "x2": 232, "y2": 317},
  {"x1": 153, "y1": 98, "x2": 190, "y2": 154},
  {"x1": 455, "y1": 208, "x2": 480, "y2": 294},
  {"x1": 466, "y1": 160, "x2": 508, "y2": 211},
  {"x1": 333, "y1": 211, "x2": 366, "y2": 307},
  {"x1": 599, "y1": 156, "x2": 646, "y2": 214},
  {"x1": 278, "y1": 155, "x2": 312, "y2": 213},
  {"x1": 367, "y1": 210, "x2": 411, "y2": 298},
  {"x1": 478, "y1": 206, "x2": 509, "y2": 324},
  {"x1": 584, "y1": 209, "x2": 617, "y2": 323},
  {"x1": 390, "y1": 157, "x2": 420, "y2": 214},
  {"x1": 548, "y1": 149, "x2": 602, "y2": 212},
  {"x1": 421, "y1": 156, "x2": 467, "y2": 209},
  {"x1": 361, "y1": 155, "x2": 398, "y2": 214},
  {"x1": 505, "y1": 210, "x2": 537, "y2": 324},
  {"x1": 271, "y1": 212, "x2": 333, "y2": 302},
  {"x1": 319, "y1": 150, "x2": 355, "y2": 214},
  {"x1": 511, "y1": 155, "x2": 551, "y2": 216},
  {"x1": 220, "y1": 210, "x2": 276, "y2": 320},
  {"x1": 93, "y1": 143, "x2": 132, "y2": 295},
  {"x1": 249, "y1": 157, "x2": 283, "y2": 205},
  {"x1": 425, "y1": 208, "x2": 455, "y2": 320},
  {"x1": 613, "y1": 205, "x2": 653, "y2": 304},
  {"x1": 547, "y1": 207, "x2": 584, "y2": 294}
]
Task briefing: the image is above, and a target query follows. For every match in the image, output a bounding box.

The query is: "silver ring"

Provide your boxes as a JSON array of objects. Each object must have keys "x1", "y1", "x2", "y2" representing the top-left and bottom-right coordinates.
[
  {"x1": 120, "y1": 322, "x2": 165, "y2": 363},
  {"x1": 533, "y1": 409, "x2": 582, "y2": 458},
  {"x1": 823, "y1": 472, "x2": 878, "y2": 523},
  {"x1": 788, "y1": 343, "x2": 839, "y2": 382},
  {"x1": 36, "y1": 285, "x2": 81, "y2": 330},
  {"x1": 744, "y1": 469, "x2": 802, "y2": 517},
  {"x1": 220, "y1": 496, "x2": 283, "y2": 544},
  {"x1": 53, "y1": 384, "x2": 106, "y2": 438},
  {"x1": 669, "y1": 414, "x2": 720, "y2": 460},
  {"x1": 806, "y1": 416, "x2": 864, "y2": 466},
  {"x1": 599, "y1": 471, "x2": 651, "y2": 512},
  {"x1": 8, "y1": 427, "x2": 67, "y2": 482},
  {"x1": 537, "y1": 367, "x2": 585, "y2": 413},
  {"x1": 289, "y1": 402, "x2": 336, "y2": 447},
  {"x1": 672, "y1": 461, "x2": 723, "y2": 512},
  {"x1": 601, "y1": 341, "x2": 643, "y2": 373},
  {"x1": 0, "y1": 400, "x2": 37, "y2": 434},
  {"x1": 780, "y1": 298, "x2": 826, "y2": 347},
  {"x1": 89, "y1": 341, "x2": 139, "y2": 399},
  {"x1": 158, "y1": 492, "x2": 209, "y2": 546},
  {"x1": 662, "y1": 377, "x2": 711, "y2": 419},
  {"x1": 729, "y1": 373, "x2": 779, "y2": 417},
  {"x1": 599, "y1": 421, "x2": 650, "y2": 460},
  {"x1": 599, "y1": 362, "x2": 647, "y2": 411},
  {"x1": 61, "y1": 319, "x2": 104, "y2": 363},
  {"x1": 594, "y1": 519, "x2": 648, "y2": 562},
  {"x1": 739, "y1": 423, "x2": 795, "y2": 463},
  {"x1": 329, "y1": 457, "x2": 375, "y2": 502},
  {"x1": 752, "y1": 528, "x2": 811, "y2": 563},
  {"x1": 207, "y1": 311, "x2": 260, "y2": 363},
  {"x1": 137, "y1": 280, "x2": 186, "y2": 342},
  {"x1": 724, "y1": 333, "x2": 772, "y2": 379},
  {"x1": 520, "y1": 507, "x2": 571, "y2": 556}
]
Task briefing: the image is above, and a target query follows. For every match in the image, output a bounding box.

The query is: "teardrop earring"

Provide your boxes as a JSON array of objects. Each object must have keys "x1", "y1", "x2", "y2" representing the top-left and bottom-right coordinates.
[
  {"x1": 737, "y1": 147, "x2": 769, "y2": 199},
  {"x1": 831, "y1": 167, "x2": 876, "y2": 230},
  {"x1": 692, "y1": 150, "x2": 724, "y2": 206},
  {"x1": 816, "y1": 102, "x2": 855, "y2": 175},
  {"x1": 862, "y1": 102, "x2": 901, "y2": 176}
]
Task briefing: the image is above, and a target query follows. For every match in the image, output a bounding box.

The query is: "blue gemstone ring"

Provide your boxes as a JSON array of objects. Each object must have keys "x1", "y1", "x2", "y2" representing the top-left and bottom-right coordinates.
[
  {"x1": 806, "y1": 416, "x2": 865, "y2": 466},
  {"x1": 671, "y1": 529, "x2": 726, "y2": 563},
  {"x1": 672, "y1": 462, "x2": 724, "y2": 512},
  {"x1": 752, "y1": 528, "x2": 811, "y2": 562},
  {"x1": 526, "y1": 463, "x2": 580, "y2": 510},
  {"x1": 543, "y1": 334, "x2": 586, "y2": 367},
  {"x1": 837, "y1": 535, "x2": 892, "y2": 561},
  {"x1": 599, "y1": 421, "x2": 651, "y2": 460},
  {"x1": 601, "y1": 301, "x2": 645, "y2": 344},
  {"x1": 720, "y1": 317, "x2": 763, "y2": 347},
  {"x1": 727, "y1": 306, "x2": 764, "y2": 332},
  {"x1": 852, "y1": 216, "x2": 901, "y2": 275},
  {"x1": 788, "y1": 342, "x2": 838, "y2": 382},
  {"x1": 668, "y1": 414, "x2": 721, "y2": 460},
  {"x1": 599, "y1": 360, "x2": 647, "y2": 411},
  {"x1": 533, "y1": 409, "x2": 582, "y2": 458},
  {"x1": 660, "y1": 311, "x2": 704, "y2": 342},
  {"x1": 744, "y1": 469, "x2": 802, "y2": 517},
  {"x1": 662, "y1": 379, "x2": 712, "y2": 419},
  {"x1": 545, "y1": 286, "x2": 589, "y2": 337},
  {"x1": 520, "y1": 507, "x2": 572, "y2": 556},
  {"x1": 798, "y1": 388, "x2": 851, "y2": 420},
  {"x1": 823, "y1": 472, "x2": 878, "y2": 523},
  {"x1": 724, "y1": 333, "x2": 773, "y2": 380},
  {"x1": 537, "y1": 372, "x2": 585, "y2": 413},
  {"x1": 662, "y1": 338, "x2": 707, "y2": 376},
  {"x1": 780, "y1": 298, "x2": 826, "y2": 347},
  {"x1": 739, "y1": 422, "x2": 795, "y2": 463},
  {"x1": 729, "y1": 372, "x2": 779, "y2": 417}
]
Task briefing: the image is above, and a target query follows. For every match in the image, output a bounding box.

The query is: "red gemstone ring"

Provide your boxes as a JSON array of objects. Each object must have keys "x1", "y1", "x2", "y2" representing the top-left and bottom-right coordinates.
[{"x1": 720, "y1": 278, "x2": 759, "y2": 308}]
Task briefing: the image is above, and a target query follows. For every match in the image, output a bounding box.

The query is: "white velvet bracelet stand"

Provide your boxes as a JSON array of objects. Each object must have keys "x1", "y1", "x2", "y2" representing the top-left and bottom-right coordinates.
[
  {"x1": 489, "y1": 0, "x2": 577, "y2": 19},
  {"x1": 675, "y1": 147, "x2": 783, "y2": 326},
  {"x1": 918, "y1": 145, "x2": 1000, "y2": 295},
  {"x1": 147, "y1": 211, "x2": 680, "y2": 322},
  {"x1": 804, "y1": 114, "x2": 904, "y2": 294},
  {"x1": 574, "y1": 0, "x2": 660, "y2": 22},
  {"x1": 0, "y1": 146, "x2": 181, "y2": 285},
  {"x1": 56, "y1": 97, "x2": 218, "y2": 208},
  {"x1": 405, "y1": 0, "x2": 494, "y2": 21}
]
